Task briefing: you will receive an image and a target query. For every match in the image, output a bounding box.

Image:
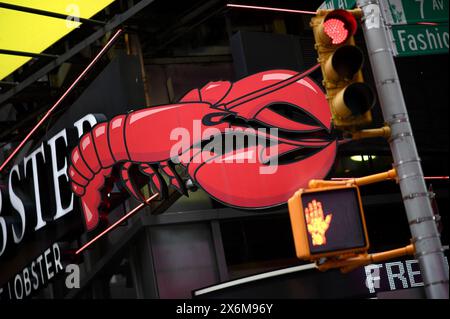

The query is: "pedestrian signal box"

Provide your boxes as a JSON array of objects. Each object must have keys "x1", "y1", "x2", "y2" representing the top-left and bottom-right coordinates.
[{"x1": 288, "y1": 185, "x2": 369, "y2": 260}]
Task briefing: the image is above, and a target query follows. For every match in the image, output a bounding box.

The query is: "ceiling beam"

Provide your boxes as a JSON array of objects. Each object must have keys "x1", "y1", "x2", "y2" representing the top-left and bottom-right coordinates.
[{"x1": 0, "y1": 48, "x2": 58, "y2": 59}]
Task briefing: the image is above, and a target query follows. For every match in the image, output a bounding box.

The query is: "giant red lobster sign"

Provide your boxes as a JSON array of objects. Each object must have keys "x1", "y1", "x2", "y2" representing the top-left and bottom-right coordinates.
[{"x1": 68, "y1": 67, "x2": 337, "y2": 231}]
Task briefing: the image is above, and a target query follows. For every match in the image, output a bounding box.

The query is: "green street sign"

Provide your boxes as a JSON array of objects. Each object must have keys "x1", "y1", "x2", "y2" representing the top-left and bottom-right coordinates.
[
  {"x1": 383, "y1": 0, "x2": 449, "y2": 25},
  {"x1": 391, "y1": 23, "x2": 449, "y2": 56},
  {"x1": 319, "y1": 0, "x2": 356, "y2": 10}
]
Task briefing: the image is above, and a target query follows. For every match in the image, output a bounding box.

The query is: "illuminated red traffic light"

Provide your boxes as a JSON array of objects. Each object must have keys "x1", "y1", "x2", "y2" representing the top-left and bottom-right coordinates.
[
  {"x1": 311, "y1": 8, "x2": 373, "y2": 130},
  {"x1": 323, "y1": 18, "x2": 349, "y2": 45},
  {"x1": 322, "y1": 9, "x2": 357, "y2": 45}
]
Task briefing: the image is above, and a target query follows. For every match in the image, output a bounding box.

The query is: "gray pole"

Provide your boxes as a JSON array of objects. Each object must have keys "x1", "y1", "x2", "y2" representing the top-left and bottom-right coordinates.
[{"x1": 356, "y1": 0, "x2": 449, "y2": 299}]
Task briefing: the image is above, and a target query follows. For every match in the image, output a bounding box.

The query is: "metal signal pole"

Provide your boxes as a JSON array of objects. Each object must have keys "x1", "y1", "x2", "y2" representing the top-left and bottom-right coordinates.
[{"x1": 356, "y1": 0, "x2": 449, "y2": 299}]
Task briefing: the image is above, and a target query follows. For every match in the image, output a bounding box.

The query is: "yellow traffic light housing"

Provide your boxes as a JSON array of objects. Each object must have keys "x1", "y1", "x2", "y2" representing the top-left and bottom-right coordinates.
[
  {"x1": 288, "y1": 170, "x2": 416, "y2": 273},
  {"x1": 311, "y1": 9, "x2": 376, "y2": 131},
  {"x1": 288, "y1": 185, "x2": 369, "y2": 260}
]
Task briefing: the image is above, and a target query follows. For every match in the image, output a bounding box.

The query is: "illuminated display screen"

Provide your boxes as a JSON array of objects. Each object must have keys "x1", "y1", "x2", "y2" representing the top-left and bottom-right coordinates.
[
  {"x1": 0, "y1": 0, "x2": 116, "y2": 80},
  {"x1": 301, "y1": 187, "x2": 367, "y2": 255}
]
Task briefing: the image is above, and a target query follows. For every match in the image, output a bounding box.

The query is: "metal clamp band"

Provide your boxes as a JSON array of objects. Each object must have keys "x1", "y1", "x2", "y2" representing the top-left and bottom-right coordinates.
[
  {"x1": 415, "y1": 248, "x2": 445, "y2": 259},
  {"x1": 403, "y1": 192, "x2": 434, "y2": 201},
  {"x1": 398, "y1": 173, "x2": 423, "y2": 182},
  {"x1": 388, "y1": 132, "x2": 413, "y2": 143},
  {"x1": 386, "y1": 116, "x2": 409, "y2": 125},
  {"x1": 380, "y1": 78, "x2": 396, "y2": 85},
  {"x1": 409, "y1": 214, "x2": 439, "y2": 225},
  {"x1": 370, "y1": 48, "x2": 392, "y2": 56},
  {"x1": 424, "y1": 279, "x2": 449, "y2": 288},
  {"x1": 392, "y1": 158, "x2": 421, "y2": 167},
  {"x1": 411, "y1": 233, "x2": 441, "y2": 243}
]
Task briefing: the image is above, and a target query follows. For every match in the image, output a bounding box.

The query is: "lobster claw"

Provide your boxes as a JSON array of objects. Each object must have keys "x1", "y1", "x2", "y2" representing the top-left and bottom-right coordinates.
[
  {"x1": 187, "y1": 139, "x2": 337, "y2": 208},
  {"x1": 181, "y1": 70, "x2": 331, "y2": 133},
  {"x1": 219, "y1": 70, "x2": 331, "y2": 133},
  {"x1": 180, "y1": 81, "x2": 231, "y2": 104},
  {"x1": 185, "y1": 69, "x2": 337, "y2": 209}
]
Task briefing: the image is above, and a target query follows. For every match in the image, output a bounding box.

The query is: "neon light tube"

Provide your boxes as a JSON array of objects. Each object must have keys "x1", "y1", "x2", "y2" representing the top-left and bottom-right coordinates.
[
  {"x1": 331, "y1": 176, "x2": 449, "y2": 181},
  {"x1": 226, "y1": 4, "x2": 316, "y2": 15},
  {"x1": 0, "y1": 29, "x2": 123, "y2": 173},
  {"x1": 75, "y1": 192, "x2": 159, "y2": 255}
]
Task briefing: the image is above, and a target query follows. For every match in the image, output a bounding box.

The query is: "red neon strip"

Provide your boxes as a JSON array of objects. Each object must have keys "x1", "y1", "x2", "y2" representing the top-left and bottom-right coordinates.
[
  {"x1": 75, "y1": 193, "x2": 159, "y2": 255},
  {"x1": 417, "y1": 22, "x2": 439, "y2": 26},
  {"x1": 331, "y1": 176, "x2": 449, "y2": 181},
  {"x1": 226, "y1": 4, "x2": 316, "y2": 15},
  {"x1": 0, "y1": 29, "x2": 124, "y2": 173}
]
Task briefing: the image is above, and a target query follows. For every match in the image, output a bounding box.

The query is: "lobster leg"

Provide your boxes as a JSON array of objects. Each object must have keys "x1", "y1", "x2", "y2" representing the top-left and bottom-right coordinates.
[
  {"x1": 120, "y1": 162, "x2": 146, "y2": 202},
  {"x1": 160, "y1": 161, "x2": 187, "y2": 195},
  {"x1": 139, "y1": 163, "x2": 168, "y2": 199},
  {"x1": 120, "y1": 162, "x2": 170, "y2": 202}
]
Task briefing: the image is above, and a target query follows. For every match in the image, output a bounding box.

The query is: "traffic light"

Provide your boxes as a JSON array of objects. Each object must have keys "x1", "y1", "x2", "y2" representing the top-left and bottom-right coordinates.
[
  {"x1": 288, "y1": 185, "x2": 369, "y2": 260},
  {"x1": 311, "y1": 9, "x2": 376, "y2": 130}
]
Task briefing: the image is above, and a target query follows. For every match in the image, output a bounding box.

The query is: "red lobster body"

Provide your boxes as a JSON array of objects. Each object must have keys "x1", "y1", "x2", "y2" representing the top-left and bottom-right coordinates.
[{"x1": 69, "y1": 69, "x2": 337, "y2": 231}]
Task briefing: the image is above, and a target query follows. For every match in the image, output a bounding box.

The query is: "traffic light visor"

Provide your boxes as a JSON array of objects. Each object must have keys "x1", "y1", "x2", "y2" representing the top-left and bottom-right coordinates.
[
  {"x1": 343, "y1": 82, "x2": 376, "y2": 116},
  {"x1": 323, "y1": 10, "x2": 358, "y2": 45},
  {"x1": 330, "y1": 45, "x2": 364, "y2": 80}
]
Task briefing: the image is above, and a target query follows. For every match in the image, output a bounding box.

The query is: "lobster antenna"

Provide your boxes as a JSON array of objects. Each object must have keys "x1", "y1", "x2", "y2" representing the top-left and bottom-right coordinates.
[{"x1": 224, "y1": 63, "x2": 321, "y2": 110}]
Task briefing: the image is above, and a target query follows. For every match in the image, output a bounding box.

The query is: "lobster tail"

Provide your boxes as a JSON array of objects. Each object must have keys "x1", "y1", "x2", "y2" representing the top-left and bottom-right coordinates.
[{"x1": 69, "y1": 114, "x2": 130, "y2": 230}]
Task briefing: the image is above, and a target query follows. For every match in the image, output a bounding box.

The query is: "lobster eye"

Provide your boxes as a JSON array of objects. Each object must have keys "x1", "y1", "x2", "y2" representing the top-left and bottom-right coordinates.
[
  {"x1": 202, "y1": 112, "x2": 231, "y2": 126},
  {"x1": 255, "y1": 103, "x2": 326, "y2": 132}
]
